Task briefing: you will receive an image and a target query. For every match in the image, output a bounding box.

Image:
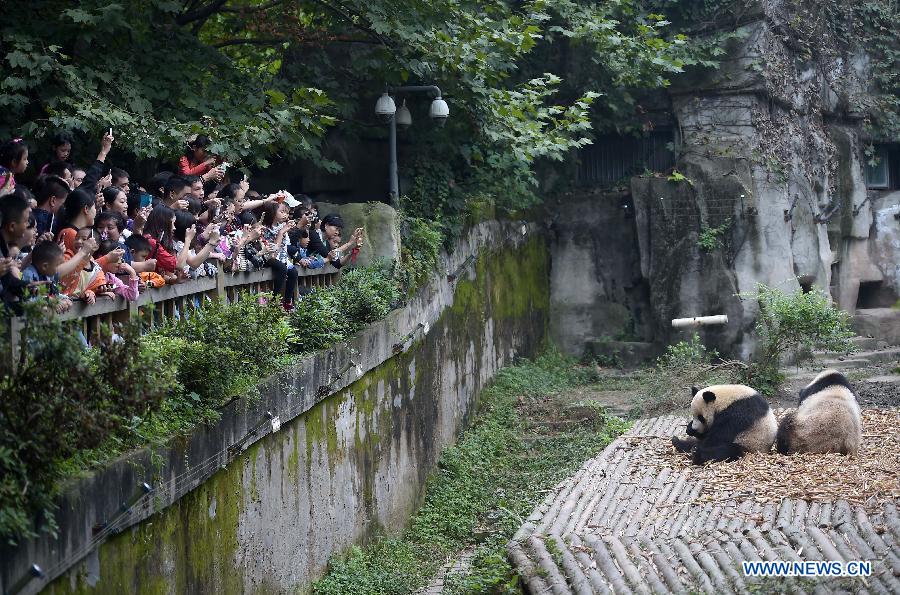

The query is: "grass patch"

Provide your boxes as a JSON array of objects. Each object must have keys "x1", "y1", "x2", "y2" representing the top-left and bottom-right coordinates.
[{"x1": 313, "y1": 349, "x2": 630, "y2": 594}]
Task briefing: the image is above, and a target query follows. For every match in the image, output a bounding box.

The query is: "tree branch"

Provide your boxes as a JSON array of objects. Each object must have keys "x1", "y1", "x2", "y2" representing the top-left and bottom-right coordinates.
[
  {"x1": 218, "y1": 0, "x2": 287, "y2": 13},
  {"x1": 305, "y1": 0, "x2": 394, "y2": 48},
  {"x1": 213, "y1": 36, "x2": 289, "y2": 47},
  {"x1": 177, "y1": 0, "x2": 229, "y2": 26},
  {"x1": 212, "y1": 34, "x2": 380, "y2": 48}
]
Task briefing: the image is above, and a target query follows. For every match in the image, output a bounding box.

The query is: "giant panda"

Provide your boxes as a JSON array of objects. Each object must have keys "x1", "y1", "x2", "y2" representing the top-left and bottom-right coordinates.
[
  {"x1": 776, "y1": 369, "x2": 862, "y2": 456},
  {"x1": 671, "y1": 384, "x2": 777, "y2": 464}
]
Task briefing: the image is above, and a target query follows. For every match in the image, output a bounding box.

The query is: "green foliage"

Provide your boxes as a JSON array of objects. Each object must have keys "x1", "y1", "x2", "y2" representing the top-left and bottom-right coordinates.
[
  {"x1": 746, "y1": 283, "x2": 856, "y2": 383},
  {"x1": 0, "y1": 302, "x2": 178, "y2": 543},
  {"x1": 151, "y1": 293, "x2": 293, "y2": 405},
  {"x1": 289, "y1": 290, "x2": 350, "y2": 354},
  {"x1": 396, "y1": 216, "x2": 443, "y2": 295},
  {"x1": 638, "y1": 334, "x2": 740, "y2": 413},
  {"x1": 0, "y1": 1, "x2": 337, "y2": 169},
  {"x1": 313, "y1": 350, "x2": 629, "y2": 594},
  {"x1": 697, "y1": 218, "x2": 731, "y2": 252},
  {"x1": 666, "y1": 168, "x2": 694, "y2": 186},
  {"x1": 328, "y1": 263, "x2": 400, "y2": 331}
]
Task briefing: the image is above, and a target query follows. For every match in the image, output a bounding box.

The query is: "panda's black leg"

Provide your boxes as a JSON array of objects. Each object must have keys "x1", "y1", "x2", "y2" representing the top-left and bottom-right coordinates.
[
  {"x1": 671, "y1": 436, "x2": 698, "y2": 453},
  {"x1": 693, "y1": 442, "x2": 745, "y2": 464}
]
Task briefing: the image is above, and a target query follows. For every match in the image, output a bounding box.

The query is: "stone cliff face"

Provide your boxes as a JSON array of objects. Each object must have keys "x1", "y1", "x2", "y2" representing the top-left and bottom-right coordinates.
[{"x1": 553, "y1": 0, "x2": 899, "y2": 358}]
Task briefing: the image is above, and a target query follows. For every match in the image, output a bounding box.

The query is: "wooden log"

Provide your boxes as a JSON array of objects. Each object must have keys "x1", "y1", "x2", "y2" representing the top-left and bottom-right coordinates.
[{"x1": 581, "y1": 534, "x2": 634, "y2": 595}]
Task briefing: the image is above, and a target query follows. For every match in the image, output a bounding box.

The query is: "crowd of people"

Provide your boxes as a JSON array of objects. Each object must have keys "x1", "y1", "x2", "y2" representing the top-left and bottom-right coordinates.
[{"x1": 0, "y1": 132, "x2": 364, "y2": 315}]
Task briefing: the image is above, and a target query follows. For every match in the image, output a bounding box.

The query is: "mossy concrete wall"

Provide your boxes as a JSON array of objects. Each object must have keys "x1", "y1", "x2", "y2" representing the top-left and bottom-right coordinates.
[{"x1": 18, "y1": 222, "x2": 548, "y2": 595}]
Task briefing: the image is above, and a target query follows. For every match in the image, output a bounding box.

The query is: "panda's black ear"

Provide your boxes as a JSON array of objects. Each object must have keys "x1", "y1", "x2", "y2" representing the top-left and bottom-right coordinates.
[
  {"x1": 702, "y1": 390, "x2": 716, "y2": 403},
  {"x1": 691, "y1": 386, "x2": 700, "y2": 396}
]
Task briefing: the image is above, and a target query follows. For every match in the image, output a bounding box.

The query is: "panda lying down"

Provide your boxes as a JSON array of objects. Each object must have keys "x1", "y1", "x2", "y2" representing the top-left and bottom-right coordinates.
[
  {"x1": 672, "y1": 370, "x2": 862, "y2": 464},
  {"x1": 671, "y1": 384, "x2": 777, "y2": 465}
]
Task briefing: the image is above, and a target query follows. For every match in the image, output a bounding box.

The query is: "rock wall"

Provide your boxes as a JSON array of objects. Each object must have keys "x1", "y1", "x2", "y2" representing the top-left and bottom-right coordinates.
[
  {"x1": 552, "y1": 0, "x2": 900, "y2": 357},
  {"x1": 0, "y1": 222, "x2": 549, "y2": 595}
]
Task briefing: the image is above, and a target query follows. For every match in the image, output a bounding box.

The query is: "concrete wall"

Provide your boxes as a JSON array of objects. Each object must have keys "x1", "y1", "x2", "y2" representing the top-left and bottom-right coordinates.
[
  {"x1": 548, "y1": 191, "x2": 652, "y2": 356},
  {"x1": 550, "y1": 1, "x2": 900, "y2": 357},
  {"x1": 0, "y1": 222, "x2": 549, "y2": 595}
]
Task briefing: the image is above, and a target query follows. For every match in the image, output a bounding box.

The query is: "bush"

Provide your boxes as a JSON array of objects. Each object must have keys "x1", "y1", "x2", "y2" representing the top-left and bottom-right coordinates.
[
  {"x1": 330, "y1": 263, "x2": 400, "y2": 330},
  {"x1": 397, "y1": 216, "x2": 443, "y2": 295},
  {"x1": 747, "y1": 283, "x2": 855, "y2": 385},
  {"x1": 151, "y1": 293, "x2": 294, "y2": 405},
  {"x1": 638, "y1": 334, "x2": 741, "y2": 413},
  {"x1": 0, "y1": 303, "x2": 177, "y2": 542},
  {"x1": 290, "y1": 289, "x2": 349, "y2": 354}
]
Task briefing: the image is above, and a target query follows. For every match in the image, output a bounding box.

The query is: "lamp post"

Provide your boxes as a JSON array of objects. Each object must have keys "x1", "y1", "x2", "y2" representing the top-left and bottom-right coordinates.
[{"x1": 374, "y1": 85, "x2": 449, "y2": 205}]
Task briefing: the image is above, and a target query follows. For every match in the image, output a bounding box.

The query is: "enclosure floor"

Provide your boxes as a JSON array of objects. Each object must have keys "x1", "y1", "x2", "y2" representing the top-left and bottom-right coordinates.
[{"x1": 508, "y1": 413, "x2": 900, "y2": 594}]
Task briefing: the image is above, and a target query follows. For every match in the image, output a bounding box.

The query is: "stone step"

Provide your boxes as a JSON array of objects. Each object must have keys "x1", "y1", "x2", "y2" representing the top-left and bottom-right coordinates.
[
  {"x1": 851, "y1": 308, "x2": 900, "y2": 345},
  {"x1": 861, "y1": 374, "x2": 900, "y2": 384},
  {"x1": 812, "y1": 358, "x2": 878, "y2": 370},
  {"x1": 811, "y1": 346, "x2": 900, "y2": 366},
  {"x1": 848, "y1": 335, "x2": 882, "y2": 351}
]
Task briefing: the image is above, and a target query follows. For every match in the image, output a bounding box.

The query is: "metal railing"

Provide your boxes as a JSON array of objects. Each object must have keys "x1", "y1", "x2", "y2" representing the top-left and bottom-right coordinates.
[{"x1": 6, "y1": 265, "x2": 340, "y2": 361}]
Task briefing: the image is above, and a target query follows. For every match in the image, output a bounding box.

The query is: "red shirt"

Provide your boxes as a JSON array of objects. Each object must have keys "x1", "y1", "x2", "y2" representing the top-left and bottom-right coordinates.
[
  {"x1": 178, "y1": 155, "x2": 213, "y2": 176},
  {"x1": 145, "y1": 236, "x2": 177, "y2": 273}
]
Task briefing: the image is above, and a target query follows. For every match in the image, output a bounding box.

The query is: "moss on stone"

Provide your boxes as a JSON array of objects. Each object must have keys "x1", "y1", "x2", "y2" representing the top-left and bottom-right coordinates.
[{"x1": 44, "y1": 230, "x2": 551, "y2": 594}]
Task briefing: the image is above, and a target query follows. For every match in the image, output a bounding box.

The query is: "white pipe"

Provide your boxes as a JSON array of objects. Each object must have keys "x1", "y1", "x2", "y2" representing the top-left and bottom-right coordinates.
[{"x1": 671, "y1": 315, "x2": 729, "y2": 328}]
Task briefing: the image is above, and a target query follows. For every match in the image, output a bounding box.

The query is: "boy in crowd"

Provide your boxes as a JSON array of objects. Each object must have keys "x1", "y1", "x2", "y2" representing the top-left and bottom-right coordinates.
[
  {"x1": 21, "y1": 240, "x2": 72, "y2": 312},
  {"x1": 126, "y1": 235, "x2": 169, "y2": 287}
]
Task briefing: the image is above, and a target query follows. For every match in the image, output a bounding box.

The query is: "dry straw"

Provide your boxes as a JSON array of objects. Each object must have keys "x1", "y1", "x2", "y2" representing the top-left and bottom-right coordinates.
[{"x1": 643, "y1": 409, "x2": 900, "y2": 512}]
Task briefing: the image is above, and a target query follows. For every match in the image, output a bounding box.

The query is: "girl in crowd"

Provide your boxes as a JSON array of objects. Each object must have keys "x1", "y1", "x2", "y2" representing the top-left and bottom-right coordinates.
[
  {"x1": 260, "y1": 201, "x2": 298, "y2": 310},
  {"x1": 172, "y1": 210, "x2": 222, "y2": 279},
  {"x1": 59, "y1": 227, "x2": 113, "y2": 304},
  {"x1": 179, "y1": 135, "x2": 224, "y2": 183},
  {"x1": 40, "y1": 132, "x2": 74, "y2": 174},
  {"x1": 0, "y1": 138, "x2": 29, "y2": 195},
  {"x1": 94, "y1": 240, "x2": 140, "y2": 301},
  {"x1": 141, "y1": 205, "x2": 180, "y2": 276}
]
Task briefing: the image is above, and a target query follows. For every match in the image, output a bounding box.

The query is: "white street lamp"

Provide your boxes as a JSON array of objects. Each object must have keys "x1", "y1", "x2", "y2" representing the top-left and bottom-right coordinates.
[
  {"x1": 395, "y1": 99, "x2": 412, "y2": 129},
  {"x1": 374, "y1": 92, "x2": 396, "y2": 123},
  {"x1": 377, "y1": 85, "x2": 449, "y2": 205},
  {"x1": 429, "y1": 97, "x2": 449, "y2": 127}
]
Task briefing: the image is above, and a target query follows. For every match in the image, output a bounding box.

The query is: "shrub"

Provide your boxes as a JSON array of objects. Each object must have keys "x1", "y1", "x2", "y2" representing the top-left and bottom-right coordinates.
[
  {"x1": 747, "y1": 283, "x2": 855, "y2": 385},
  {"x1": 290, "y1": 289, "x2": 349, "y2": 354},
  {"x1": 330, "y1": 262, "x2": 400, "y2": 330},
  {"x1": 151, "y1": 293, "x2": 294, "y2": 405},
  {"x1": 0, "y1": 303, "x2": 177, "y2": 542},
  {"x1": 397, "y1": 216, "x2": 443, "y2": 295},
  {"x1": 638, "y1": 334, "x2": 741, "y2": 413}
]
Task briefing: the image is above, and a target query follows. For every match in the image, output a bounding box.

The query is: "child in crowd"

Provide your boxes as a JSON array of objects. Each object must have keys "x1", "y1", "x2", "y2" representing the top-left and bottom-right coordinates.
[
  {"x1": 21, "y1": 240, "x2": 73, "y2": 313},
  {"x1": 228, "y1": 212, "x2": 266, "y2": 273},
  {"x1": 141, "y1": 205, "x2": 181, "y2": 276},
  {"x1": 44, "y1": 161, "x2": 74, "y2": 190},
  {"x1": 33, "y1": 174, "x2": 70, "y2": 235},
  {"x1": 287, "y1": 228, "x2": 323, "y2": 269},
  {"x1": 0, "y1": 138, "x2": 29, "y2": 196},
  {"x1": 8, "y1": 213, "x2": 38, "y2": 268},
  {"x1": 260, "y1": 201, "x2": 298, "y2": 310},
  {"x1": 39, "y1": 132, "x2": 74, "y2": 174},
  {"x1": 60, "y1": 227, "x2": 115, "y2": 304},
  {"x1": 95, "y1": 211, "x2": 148, "y2": 270},
  {"x1": 172, "y1": 210, "x2": 222, "y2": 279},
  {"x1": 94, "y1": 240, "x2": 140, "y2": 301},
  {"x1": 126, "y1": 235, "x2": 170, "y2": 287}
]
